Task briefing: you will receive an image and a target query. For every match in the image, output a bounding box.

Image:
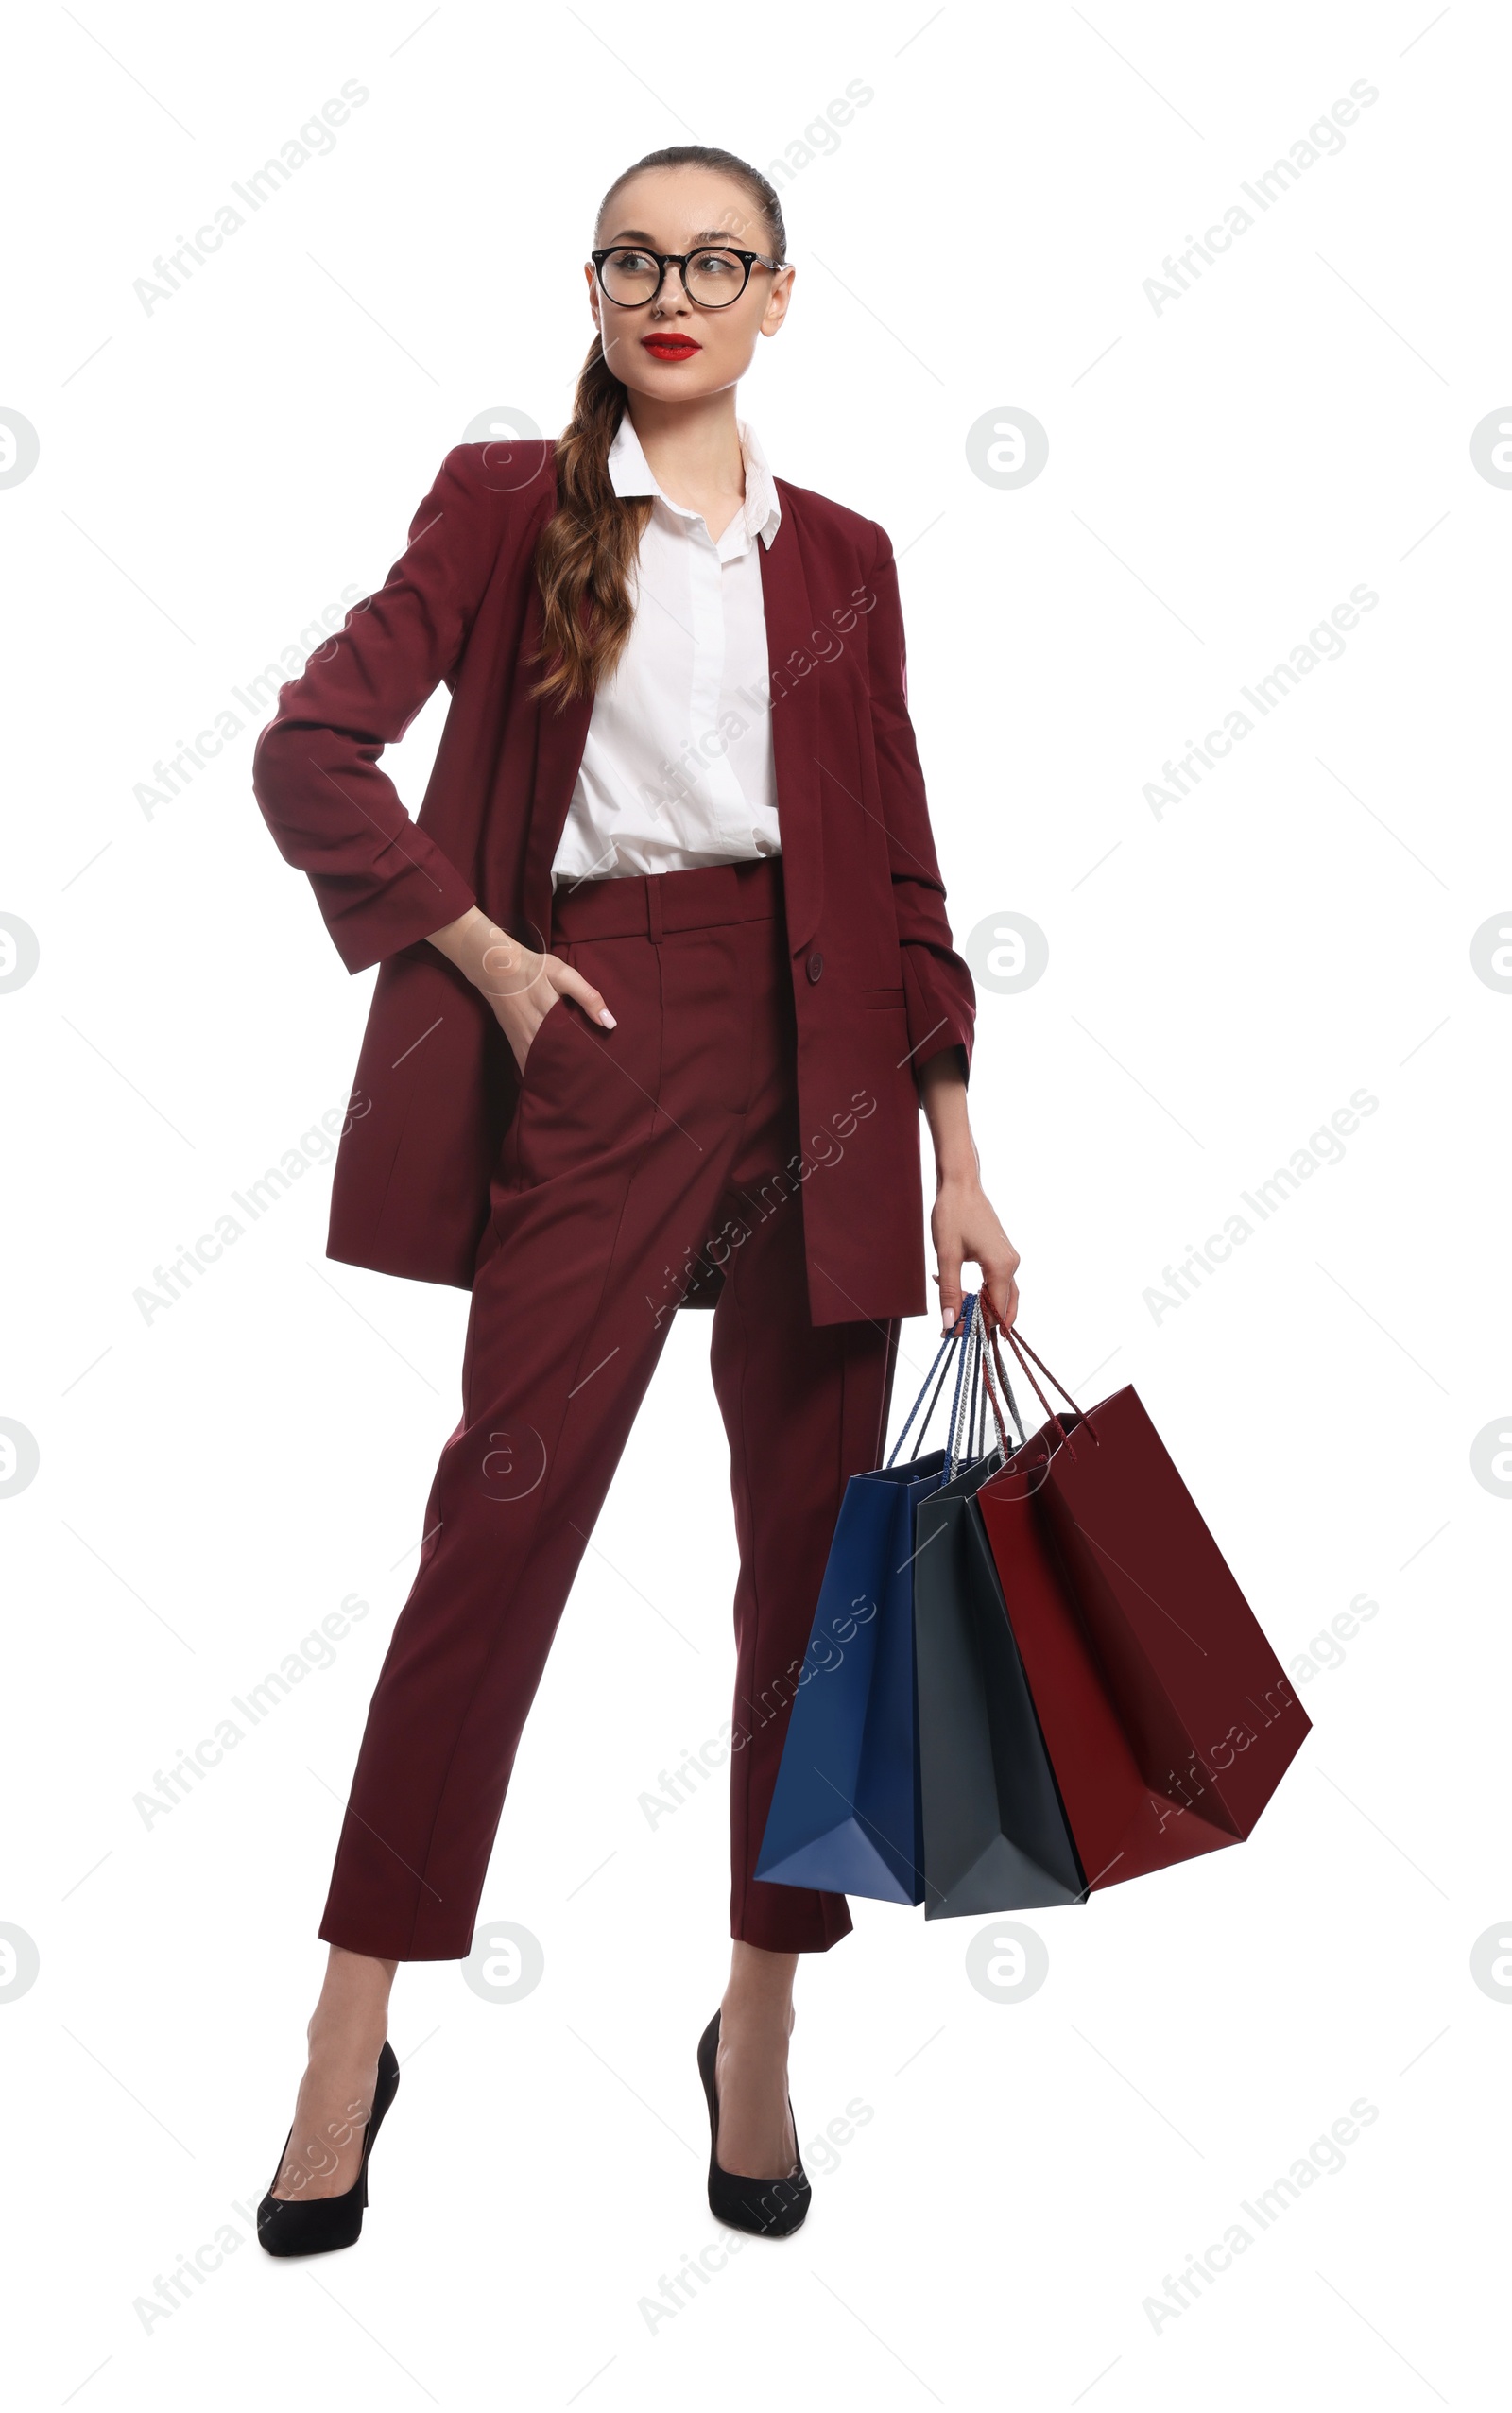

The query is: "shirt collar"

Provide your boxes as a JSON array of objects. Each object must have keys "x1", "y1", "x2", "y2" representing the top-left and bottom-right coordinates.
[{"x1": 606, "y1": 411, "x2": 782, "y2": 551}]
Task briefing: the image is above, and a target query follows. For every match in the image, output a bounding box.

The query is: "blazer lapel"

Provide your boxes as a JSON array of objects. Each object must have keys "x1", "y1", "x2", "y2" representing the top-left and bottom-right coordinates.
[
  {"x1": 520, "y1": 595, "x2": 595, "y2": 949},
  {"x1": 760, "y1": 487, "x2": 825, "y2": 957}
]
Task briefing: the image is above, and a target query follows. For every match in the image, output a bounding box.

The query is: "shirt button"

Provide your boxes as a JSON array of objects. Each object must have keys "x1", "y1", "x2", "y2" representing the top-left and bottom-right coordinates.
[{"x1": 806, "y1": 951, "x2": 824, "y2": 983}]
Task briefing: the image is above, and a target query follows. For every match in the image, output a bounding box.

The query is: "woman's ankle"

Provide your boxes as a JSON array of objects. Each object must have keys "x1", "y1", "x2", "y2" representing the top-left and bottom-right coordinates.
[
  {"x1": 304, "y1": 2010, "x2": 387, "y2": 2065},
  {"x1": 719, "y1": 1993, "x2": 794, "y2": 2037},
  {"x1": 302, "y1": 1944, "x2": 397, "y2": 2061}
]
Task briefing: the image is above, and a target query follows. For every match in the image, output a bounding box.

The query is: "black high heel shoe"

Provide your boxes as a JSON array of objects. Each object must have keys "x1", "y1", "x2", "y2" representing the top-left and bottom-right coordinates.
[
  {"x1": 256, "y1": 2040, "x2": 400, "y2": 2258},
  {"x1": 696, "y1": 2010, "x2": 811, "y2": 2237}
]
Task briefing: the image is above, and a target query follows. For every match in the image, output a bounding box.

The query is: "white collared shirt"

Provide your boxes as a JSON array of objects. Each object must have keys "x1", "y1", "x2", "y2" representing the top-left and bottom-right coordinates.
[{"x1": 549, "y1": 412, "x2": 783, "y2": 888}]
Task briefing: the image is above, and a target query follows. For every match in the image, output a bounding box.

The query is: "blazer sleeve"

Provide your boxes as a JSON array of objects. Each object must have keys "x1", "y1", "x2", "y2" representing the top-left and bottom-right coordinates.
[
  {"x1": 250, "y1": 446, "x2": 495, "y2": 974},
  {"x1": 863, "y1": 521, "x2": 977, "y2": 1087}
]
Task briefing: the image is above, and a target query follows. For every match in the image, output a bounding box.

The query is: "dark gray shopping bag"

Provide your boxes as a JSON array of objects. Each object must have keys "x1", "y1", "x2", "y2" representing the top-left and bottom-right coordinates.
[{"x1": 915, "y1": 1457, "x2": 1090, "y2": 1922}]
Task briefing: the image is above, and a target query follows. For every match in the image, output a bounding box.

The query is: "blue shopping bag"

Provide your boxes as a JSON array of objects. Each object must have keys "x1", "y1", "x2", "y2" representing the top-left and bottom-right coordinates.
[{"x1": 755, "y1": 1298, "x2": 1010, "y2": 1903}]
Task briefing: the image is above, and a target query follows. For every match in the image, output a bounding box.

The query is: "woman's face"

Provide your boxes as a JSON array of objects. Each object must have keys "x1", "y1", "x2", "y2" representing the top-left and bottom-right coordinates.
[{"x1": 586, "y1": 166, "x2": 792, "y2": 405}]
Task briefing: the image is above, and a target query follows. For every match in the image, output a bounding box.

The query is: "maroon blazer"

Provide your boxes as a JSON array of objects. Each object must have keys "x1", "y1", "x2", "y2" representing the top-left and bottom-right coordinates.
[{"x1": 250, "y1": 440, "x2": 975, "y2": 1328}]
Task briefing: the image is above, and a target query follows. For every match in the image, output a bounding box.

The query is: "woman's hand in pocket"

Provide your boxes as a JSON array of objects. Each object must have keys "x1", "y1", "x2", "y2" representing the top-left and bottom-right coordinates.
[{"x1": 425, "y1": 906, "x2": 616, "y2": 1075}]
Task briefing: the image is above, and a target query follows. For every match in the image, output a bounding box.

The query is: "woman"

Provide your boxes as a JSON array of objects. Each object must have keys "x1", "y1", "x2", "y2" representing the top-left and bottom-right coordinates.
[{"x1": 251, "y1": 143, "x2": 1020, "y2": 2254}]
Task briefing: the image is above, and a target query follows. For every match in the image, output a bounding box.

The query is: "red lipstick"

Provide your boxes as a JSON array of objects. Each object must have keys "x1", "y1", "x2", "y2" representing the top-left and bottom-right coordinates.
[{"x1": 641, "y1": 335, "x2": 701, "y2": 362}]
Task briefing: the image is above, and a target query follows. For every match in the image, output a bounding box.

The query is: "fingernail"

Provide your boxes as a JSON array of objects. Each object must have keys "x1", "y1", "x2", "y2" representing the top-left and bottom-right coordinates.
[{"x1": 599, "y1": 1009, "x2": 616, "y2": 1028}]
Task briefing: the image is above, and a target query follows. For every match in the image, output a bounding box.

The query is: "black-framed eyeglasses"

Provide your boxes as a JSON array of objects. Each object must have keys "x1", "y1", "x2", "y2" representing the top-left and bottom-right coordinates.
[{"x1": 591, "y1": 245, "x2": 786, "y2": 310}]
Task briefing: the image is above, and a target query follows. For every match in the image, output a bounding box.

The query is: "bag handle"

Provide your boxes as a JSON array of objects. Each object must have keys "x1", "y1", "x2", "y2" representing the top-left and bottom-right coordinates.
[
  {"x1": 990, "y1": 1324, "x2": 1100, "y2": 1451},
  {"x1": 976, "y1": 1317, "x2": 1024, "y2": 1456},
  {"x1": 887, "y1": 1322, "x2": 961, "y2": 1467},
  {"x1": 950, "y1": 1300, "x2": 1027, "y2": 1474},
  {"x1": 962, "y1": 1305, "x2": 1018, "y2": 1464},
  {"x1": 886, "y1": 1291, "x2": 1008, "y2": 1472},
  {"x1": 961, "y1": 1317, "x2": 982, "y2": 1458},
  {"x1": 942, "y1": 1295, "x2": 979, "y2": 1478}
]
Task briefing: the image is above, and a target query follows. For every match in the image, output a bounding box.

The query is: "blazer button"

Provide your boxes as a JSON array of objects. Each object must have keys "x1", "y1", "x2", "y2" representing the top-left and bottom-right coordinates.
[{"x1": 805, "y1": 951, "x2": 824, "y2": 983}]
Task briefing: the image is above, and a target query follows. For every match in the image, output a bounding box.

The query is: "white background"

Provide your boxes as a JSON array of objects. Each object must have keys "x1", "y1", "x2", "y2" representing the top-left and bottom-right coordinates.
[{"x1": 3, "y1": 2, "x2": 1505, "y2": 2405}]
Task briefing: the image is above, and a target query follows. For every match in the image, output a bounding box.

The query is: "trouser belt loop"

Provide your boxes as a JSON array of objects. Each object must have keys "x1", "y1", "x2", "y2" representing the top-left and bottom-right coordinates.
[{"x1": 646, "y1": 873, "x2": 664, "y2": 945}]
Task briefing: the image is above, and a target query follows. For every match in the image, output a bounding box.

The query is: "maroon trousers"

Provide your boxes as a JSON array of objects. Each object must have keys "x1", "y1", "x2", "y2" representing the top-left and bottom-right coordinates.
[{"x1": 320, "y1": 856, "x2": 902, "y2": 1960}]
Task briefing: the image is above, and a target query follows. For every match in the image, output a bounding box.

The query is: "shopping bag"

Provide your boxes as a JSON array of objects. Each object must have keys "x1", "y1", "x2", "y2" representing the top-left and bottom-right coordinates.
[
  {"x1": 976, "y1": 1423, "x2": 1236, "y2": 1891},
  {"x1": 914, "y1": 1452, "x2": 1090, "y2": 1920},
  {"x1": 754, "y1": 1298, "x2": 993, "y2": 1903},
  {"x1": 977, "y1": 1328, "x2": 1310, "y2": 1889}
]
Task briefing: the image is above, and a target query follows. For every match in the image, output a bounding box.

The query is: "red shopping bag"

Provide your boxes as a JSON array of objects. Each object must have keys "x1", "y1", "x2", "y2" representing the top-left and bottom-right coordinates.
[{"x1": 976, "y1": 1329, "x2": 1309, "y2": 1891}]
